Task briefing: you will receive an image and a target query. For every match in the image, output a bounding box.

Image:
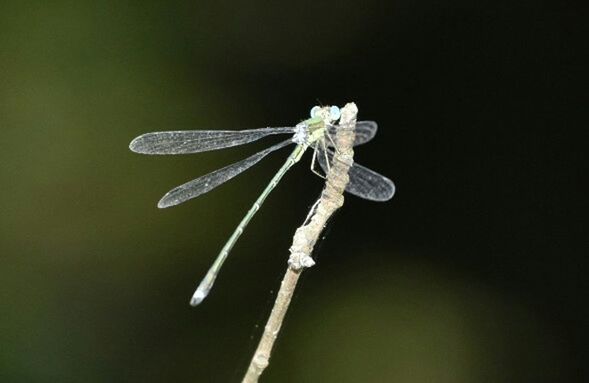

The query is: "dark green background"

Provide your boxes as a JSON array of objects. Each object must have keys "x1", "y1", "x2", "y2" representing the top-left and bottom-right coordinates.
[{"x1": 1, "y1": 1, "x2": 585, "y2": 382}]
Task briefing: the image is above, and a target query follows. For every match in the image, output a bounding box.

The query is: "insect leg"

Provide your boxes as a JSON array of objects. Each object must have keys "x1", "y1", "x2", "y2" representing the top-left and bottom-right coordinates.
[{"x1": 310, "y1": 145, "x2": 326, "y2": 179}]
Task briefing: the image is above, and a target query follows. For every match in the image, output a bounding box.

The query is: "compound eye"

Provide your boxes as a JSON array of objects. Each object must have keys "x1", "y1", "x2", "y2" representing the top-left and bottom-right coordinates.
[
  {"x1": 329, "y1": 105, "x2": 341, "y2": 121},
  {"x1": 310, "y1": 106, "x2": 321, "y2": 118}
]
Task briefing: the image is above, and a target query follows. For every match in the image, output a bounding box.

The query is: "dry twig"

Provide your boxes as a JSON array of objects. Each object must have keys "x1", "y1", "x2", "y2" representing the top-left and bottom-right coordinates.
[{"x1": 242, "y1": 102, "x2": 358, "y2": 382}]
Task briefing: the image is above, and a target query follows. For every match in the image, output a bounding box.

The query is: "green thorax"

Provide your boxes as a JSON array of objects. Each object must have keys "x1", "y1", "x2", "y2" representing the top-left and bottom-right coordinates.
[{"x1": 302, "y1": 116, "x2": 327, "y2": 144}]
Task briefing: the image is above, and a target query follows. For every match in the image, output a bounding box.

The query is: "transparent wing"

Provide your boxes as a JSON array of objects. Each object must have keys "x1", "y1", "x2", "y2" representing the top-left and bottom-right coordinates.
[
  {"x1": 129, "y1": 127, "x2": 294, "y2": 155},
  {"x1": 317, "y1": 147, "x2": 395, "y2": 202},
  {"x1": 158, "y1": 139, "x2": 293, "y2": 208},
  {"x1": 327, "y1": 120, "x2": 378, "y2": 147}
]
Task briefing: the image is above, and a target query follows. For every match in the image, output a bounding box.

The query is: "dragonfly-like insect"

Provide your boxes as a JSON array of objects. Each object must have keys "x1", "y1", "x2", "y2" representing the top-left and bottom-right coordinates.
[{"x1": 129, "y1": 105, "x2": 395, "y2": 306}]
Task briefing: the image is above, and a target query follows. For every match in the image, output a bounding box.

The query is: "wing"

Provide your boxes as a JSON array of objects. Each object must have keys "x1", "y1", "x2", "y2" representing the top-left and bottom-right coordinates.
[
  {"x1": 327, "y1": 120, "x2": 378, "y2": 147},
  {"x1": 158, "y1": 139, "x2": 293, "y2": 208},
  {"x1": 317, "y1": 147, "x2": 395, "y2": 202},
  {"x1": 129, "y1": 127, "x2": 294, "y2": 155}
]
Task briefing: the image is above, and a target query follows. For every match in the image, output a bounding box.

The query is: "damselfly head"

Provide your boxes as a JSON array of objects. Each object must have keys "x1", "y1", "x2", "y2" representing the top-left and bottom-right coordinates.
[{"x1": 310, "y1": 105, "x2": 341, "y2": 123}]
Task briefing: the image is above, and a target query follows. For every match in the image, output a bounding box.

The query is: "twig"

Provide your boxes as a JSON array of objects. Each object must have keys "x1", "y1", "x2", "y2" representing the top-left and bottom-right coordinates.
[{"x1": 242, "y1": 103, "x2": 358, "y2": 383}]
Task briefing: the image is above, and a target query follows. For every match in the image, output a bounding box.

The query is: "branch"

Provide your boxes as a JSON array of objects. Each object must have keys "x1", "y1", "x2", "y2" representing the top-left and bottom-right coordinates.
[{"x1": 242, "y1": 103, "x2": 358, "y2": 383}]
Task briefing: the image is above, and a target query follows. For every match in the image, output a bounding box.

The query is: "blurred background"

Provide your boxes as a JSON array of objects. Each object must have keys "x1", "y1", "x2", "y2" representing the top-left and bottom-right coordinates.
[{"x1": 0, "y1": 1, "x2": 585, "y2": 382}]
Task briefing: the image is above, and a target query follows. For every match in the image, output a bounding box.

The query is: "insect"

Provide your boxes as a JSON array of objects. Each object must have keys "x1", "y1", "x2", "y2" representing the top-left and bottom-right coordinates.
[{"x1": 129, "y1": 105, "x2": 395, "y2": 305}]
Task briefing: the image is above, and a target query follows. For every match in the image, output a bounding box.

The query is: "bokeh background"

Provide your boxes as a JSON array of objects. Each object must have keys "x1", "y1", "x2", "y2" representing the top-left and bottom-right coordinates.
[{"x1": 1, "y1": 1, "x2": 585, "y2": 382}]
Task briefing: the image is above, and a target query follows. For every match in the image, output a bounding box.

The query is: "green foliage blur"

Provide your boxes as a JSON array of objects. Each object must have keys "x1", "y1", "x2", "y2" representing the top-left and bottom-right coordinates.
[{"x1": 0, "y1": 1, "x2": 584, "y2": 382}]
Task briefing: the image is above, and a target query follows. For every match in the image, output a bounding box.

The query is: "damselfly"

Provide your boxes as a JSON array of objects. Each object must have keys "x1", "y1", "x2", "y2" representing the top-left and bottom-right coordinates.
[{"x1": 129, "y1": 105, "x2": 395, "y2": 305}]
